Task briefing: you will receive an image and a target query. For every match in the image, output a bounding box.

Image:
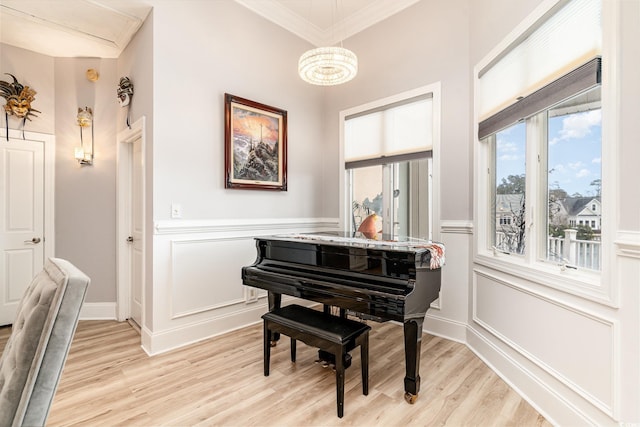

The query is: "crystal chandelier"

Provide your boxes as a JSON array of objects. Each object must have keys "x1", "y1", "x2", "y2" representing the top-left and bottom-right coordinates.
[{"x1": 298, "y1": 46, "x2": 358, "y2": 86}]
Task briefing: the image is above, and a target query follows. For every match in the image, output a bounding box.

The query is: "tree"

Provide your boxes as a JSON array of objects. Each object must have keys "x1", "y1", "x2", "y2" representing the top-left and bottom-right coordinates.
[
  {"x1": 548, "y1": 182, "x2": 568, "y2": 227},
  {"x1": 495, "y1": 175, "x2": 526, "y2": 254},
  {"x1": 576, "y1": 224, "x2": 594, "y2": 240},
  {"x1": 590, "y1": 179, "x2": 602, "y2": 197},
  {"x1": 549, "y1": 224, "x2": 566, "y2": 238},
  {"x1": 496, "y1": 174, "x2": 525, "y2": 194}
]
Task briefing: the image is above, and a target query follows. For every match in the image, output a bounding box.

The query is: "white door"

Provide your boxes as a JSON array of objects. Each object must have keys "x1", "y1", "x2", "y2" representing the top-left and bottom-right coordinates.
[
  {"x1": 0, "y1": 138, "x2": 44, "y2": 325},
  {"x1": 117, "y1": 118, "x2": 145, "y2": 328},
  {"x1": 129, "y1": 136, "x2": 143, "y2": 327}
]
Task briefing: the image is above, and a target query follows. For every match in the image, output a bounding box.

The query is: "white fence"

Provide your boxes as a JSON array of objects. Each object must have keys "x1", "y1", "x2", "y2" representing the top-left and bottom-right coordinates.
[
  {"x1": 496, "y1": 229, "x2": 601, "y2": 270},
  {"x1": 547, "y1": 229, "x2": 601, "y2": 270}
]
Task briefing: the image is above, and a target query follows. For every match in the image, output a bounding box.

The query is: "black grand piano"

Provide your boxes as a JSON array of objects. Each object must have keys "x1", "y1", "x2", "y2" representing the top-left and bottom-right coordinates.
[{"x1": 242, "y1": 232, "x2": 444, "y2": 403}]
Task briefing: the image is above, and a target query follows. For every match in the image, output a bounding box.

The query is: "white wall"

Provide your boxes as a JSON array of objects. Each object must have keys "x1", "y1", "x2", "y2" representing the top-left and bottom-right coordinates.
[
  {"x1": 140, "y1": 1, "x2": 337, "y2": 353},
  {"x1": 151, "y1": 1, "x2": 326, "y2": 222}
]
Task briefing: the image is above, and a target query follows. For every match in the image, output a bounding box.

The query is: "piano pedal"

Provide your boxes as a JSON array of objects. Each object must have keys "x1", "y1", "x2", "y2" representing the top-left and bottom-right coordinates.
[
  {"x1": 314, "y1": 359, "x2": 332, "y2": 368},
  {"x1": 316, "y1": 350, "x2": 352, "y2": 369}
]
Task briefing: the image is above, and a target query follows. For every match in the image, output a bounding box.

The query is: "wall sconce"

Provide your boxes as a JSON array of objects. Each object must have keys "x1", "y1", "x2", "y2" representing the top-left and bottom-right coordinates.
[{"x1": 75, "y1": 107, "x2": 94, "y2": 165}]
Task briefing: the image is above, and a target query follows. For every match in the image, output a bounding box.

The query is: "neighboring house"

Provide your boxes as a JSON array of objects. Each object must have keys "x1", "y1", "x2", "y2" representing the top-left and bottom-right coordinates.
[
  {"x1": 495, "y1": 193, "x2": 525, "y2": 230},
  {"x1": 561, "y1": 196, "x2": 601, "y2": 230},
  {"x1": 498, "y1": 194, "x2": 602, "y2": 232}
]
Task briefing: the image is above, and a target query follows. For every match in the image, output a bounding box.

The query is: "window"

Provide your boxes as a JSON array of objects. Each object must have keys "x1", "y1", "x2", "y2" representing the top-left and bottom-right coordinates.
[
  {"x1": 476, "y1": 0, "x2": 603, "y2": 277},
  {"x1": 343, "y1": 85, "x2": 439, "y2": 241},
  {"x1": 483, "y1": 72, "x2": 602, "y2": 272},
  {"x1": 546, "y1": 87, "x2": 602, "y2": 269},
  {"x1": 492, "y1": 122, "x2": 526, "y2": 254},
  {"x1": 348, "y1": 158, "x2": 432, "y2": 239}
]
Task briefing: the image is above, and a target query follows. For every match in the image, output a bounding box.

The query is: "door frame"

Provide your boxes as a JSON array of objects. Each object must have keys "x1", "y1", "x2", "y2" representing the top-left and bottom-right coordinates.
[
  {"x1": 116, "y1": 117, "x2": 146, "y2": 323},
  {"x1": 1, "y1": 127, "x2": 55, "y2": 261}
]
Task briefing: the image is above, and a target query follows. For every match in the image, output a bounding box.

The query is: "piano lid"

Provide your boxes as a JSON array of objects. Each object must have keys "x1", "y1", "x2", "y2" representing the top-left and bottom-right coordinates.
[{"x1": 265, "y1": 232, "x2": 445, "y2": 270}]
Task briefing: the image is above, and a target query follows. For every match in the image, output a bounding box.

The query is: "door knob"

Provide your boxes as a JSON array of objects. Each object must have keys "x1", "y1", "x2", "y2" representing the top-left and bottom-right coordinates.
[
  {"x1": 24, "y1": 237, "x2": 41, "y2": 244},
  {"x1": 126, "y1": 236, "x2": 134, "y2": 243}
]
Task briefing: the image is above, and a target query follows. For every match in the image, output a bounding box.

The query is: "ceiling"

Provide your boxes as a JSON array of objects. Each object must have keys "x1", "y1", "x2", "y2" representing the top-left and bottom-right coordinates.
[{"x1": 0, "y1": 0, "x2": 420, "y2": 58}]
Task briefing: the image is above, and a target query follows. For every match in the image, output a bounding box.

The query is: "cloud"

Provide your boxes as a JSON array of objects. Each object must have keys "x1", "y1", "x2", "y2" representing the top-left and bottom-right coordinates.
[
  {"x1": 592, "y1": 157, "x2": 601, "y2": 164},
  {"x1": 576, "y1": 168, "x2": 591, "y2": 178},
  {"x1": 497, "y1": 139, "x2": 518, "y2": 153},
  {"x1": 555, "y1": 110, "x2": 602, "y2": 143},
  {"x1": 568, "y1": 161, "x2": 585, "y2": 170},
  {"x1": 499, "y1": 154, "x2": 519, "y2": 161},
  {"x1": 552, "y1": 164, "x2": 566, "y2": 174}
]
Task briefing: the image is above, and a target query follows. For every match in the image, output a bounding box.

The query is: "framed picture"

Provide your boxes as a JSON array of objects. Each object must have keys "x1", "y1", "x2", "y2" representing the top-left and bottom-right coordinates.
[{"x1": 224, "y1": 93, "x2": 287, "y2": 190}]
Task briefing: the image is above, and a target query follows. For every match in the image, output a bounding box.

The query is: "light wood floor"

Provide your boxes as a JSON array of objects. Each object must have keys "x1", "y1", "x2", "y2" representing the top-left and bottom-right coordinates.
[{"x1": 0, "y1": 320, "x2": 551, "y2": 426}]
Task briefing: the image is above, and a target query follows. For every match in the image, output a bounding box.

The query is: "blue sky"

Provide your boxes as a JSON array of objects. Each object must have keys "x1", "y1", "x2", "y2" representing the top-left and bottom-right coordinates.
[{"x1": 496, "y1": 110, "x2": 602, "y2": 197}]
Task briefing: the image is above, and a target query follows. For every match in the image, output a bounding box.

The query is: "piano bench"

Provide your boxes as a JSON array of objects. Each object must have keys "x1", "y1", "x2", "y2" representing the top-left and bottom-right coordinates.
[{"x1": 262, "y1": 304, "x2": 371, "y2": 418}]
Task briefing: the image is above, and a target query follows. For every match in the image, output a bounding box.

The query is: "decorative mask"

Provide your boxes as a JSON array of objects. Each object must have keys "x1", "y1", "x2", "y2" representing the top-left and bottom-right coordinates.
[
  {"x1": 0, "y1": 73, "x2": 39, "y2": 119},
  {"x1": 0, "y1": 73, "x2": 40, "y2": 140},
  {"x1": 117, "y1": 76, "x2": 134, "y2": 107}
]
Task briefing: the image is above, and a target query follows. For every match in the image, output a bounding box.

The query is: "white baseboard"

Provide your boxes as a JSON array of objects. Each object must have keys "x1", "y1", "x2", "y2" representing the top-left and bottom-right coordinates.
[
  {"x1": 141, "y1": 296, "x2": 318, "y2": 356},
  {"x1": 424, "y1": 311, "x2": 467, "y2": 343},
  {"x1": 465, "y1": 326, "x2": 616, "y2": 426},
  {"x1": 80, "y1": 302, "x2": 117, "y2": 320}
]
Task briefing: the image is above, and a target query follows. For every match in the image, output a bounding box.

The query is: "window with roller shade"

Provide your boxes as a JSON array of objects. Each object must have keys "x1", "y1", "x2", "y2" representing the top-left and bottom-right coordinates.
[
  {"x1": 345, "y1": 92, "x2": 435, "y2": 240},
  {"x1": 476, "y1": 0, "x2": 603, "y2": 276}
]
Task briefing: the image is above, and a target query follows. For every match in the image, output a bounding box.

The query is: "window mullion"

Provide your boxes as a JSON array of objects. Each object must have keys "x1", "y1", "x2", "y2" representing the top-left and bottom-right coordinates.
[
  {"x1": 525, "y1": 114, "x2": 542, "y2": 264},
  {"x1": 487, "y1": 134, "x2": 497, "y2": 252},
  {"x1": 381, "y1": 164, "x2": 393, "y2": 235},
  {"x1": 536, "y1": 112, "x2": 550, "y2": 265}
]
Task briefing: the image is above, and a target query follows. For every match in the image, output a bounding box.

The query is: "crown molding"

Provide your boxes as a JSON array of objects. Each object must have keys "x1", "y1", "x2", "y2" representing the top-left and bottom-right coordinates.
[{"x1": 234, "y1": 0, "x2": 420, "y2": 46}]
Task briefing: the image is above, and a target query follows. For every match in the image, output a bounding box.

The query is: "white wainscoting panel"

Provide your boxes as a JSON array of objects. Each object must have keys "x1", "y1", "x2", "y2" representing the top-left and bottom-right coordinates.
[
  {"x1": 170, "y1": 237, "x2": 253, "y2": 318},
  {"x1": 473, "y1": 269, "x2": 616, "y2": 416},
  {"x1": 146, "y1": 217, "x2": 340, "y2": 354},
  {"x1": 424, "y1": 220, "x2": 473, "y2": 342}
]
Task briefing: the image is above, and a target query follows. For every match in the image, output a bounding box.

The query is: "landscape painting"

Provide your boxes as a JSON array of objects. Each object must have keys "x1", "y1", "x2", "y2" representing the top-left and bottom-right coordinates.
[{"x1": 224, "y1": 94, "x2": 287, "y2": 190}]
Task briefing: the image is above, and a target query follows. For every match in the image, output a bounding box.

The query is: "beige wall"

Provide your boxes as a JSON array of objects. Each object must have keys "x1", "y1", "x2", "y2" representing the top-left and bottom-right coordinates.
[
  {"x1": 0, "y1": 44, "x2": 55, "y2": 134},
  {"x1": 0, "y1": 44, "x2": 118, "y2": 304},
  {"x1": 53, "y1": 57, "x2": 118, "y2": 303}
]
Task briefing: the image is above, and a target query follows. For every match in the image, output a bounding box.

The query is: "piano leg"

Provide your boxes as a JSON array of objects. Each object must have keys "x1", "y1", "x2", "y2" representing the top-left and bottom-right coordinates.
[
  {"x1": 268, "y1": 292, "x2": 282, "y2": 346},
  {"x1": 403, "y1": 317, "x2": 423, "y2": 404}
]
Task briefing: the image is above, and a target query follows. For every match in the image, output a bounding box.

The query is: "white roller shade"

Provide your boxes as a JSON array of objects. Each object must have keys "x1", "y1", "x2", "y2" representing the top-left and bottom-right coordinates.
[
  {"x1": 345, "y1": 96, "x2": 433, "y2": 163},
  {"x1": 478, "y1": 0, "x2": 601, "y2": 121}
]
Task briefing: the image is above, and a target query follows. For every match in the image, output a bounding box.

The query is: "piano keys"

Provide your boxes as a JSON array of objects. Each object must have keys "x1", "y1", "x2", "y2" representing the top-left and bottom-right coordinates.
[{"x1": 242, "y1": 232, "x2": 444, "y2": 404}]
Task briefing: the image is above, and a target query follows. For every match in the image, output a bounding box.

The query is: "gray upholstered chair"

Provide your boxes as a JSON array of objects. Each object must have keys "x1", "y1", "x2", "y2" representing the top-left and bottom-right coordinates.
[{"x1": 0, "y1": 258, "x2": 90, "y2": 427}]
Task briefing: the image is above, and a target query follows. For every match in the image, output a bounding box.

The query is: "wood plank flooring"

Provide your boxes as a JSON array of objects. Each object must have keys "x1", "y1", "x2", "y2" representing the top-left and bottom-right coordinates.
[{"x1": 0, "y1": 320, "x2": 551, "y2": 426}]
